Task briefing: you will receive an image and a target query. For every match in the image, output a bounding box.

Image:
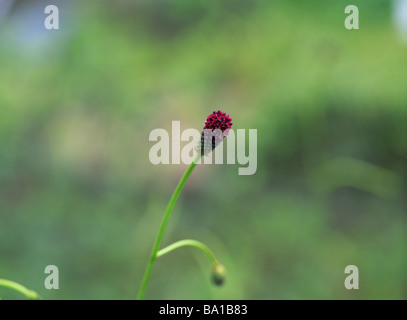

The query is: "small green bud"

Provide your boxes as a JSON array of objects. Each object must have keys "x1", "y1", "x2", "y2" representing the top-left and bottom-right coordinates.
[{"x1": 211, "y1": 263, "x2": 226, "y2": 286}]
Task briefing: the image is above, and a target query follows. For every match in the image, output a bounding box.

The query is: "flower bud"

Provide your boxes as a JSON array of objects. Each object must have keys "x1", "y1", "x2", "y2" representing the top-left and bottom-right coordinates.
[{"x1": 211, "y1": 263, "x2": 226, "y2": 286}]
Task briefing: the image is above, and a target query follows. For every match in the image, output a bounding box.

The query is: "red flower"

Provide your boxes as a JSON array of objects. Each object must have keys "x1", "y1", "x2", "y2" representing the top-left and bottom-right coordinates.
[
  {"x1": 200, "y1": 110, "x2": 233, "y2": 156},
  {"x1": 204, "y1": 110, "x2": 233, "y2": 132}
]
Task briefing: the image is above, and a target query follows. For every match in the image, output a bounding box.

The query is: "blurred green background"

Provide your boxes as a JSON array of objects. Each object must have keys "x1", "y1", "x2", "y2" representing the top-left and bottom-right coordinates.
[{"x1": 0, "y1": 0, "x2": 406, "y2": 299}]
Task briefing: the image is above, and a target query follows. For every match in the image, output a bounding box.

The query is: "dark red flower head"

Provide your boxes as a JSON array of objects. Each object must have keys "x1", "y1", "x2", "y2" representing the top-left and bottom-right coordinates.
[
  {"x1": 204, "y1": 110, "x2": 233, "y2": 132},
  {"x1": 199, "y1": 110, "x2": 233, "y2": 156}
]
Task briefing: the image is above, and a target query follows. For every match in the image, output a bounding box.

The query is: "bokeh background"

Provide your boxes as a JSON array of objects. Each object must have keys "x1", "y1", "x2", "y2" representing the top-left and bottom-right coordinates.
[{"x1": 0, "y1": 0, "x2": 406, "y2": 299}]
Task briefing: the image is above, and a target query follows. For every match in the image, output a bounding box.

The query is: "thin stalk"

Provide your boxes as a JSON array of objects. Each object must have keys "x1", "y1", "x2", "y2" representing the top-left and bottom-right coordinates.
[
  {"x1": 0, "y1": 279, "x2": 39, "y2": 300},
  {"x1": 137, "y1": 154, "x2": 201, "y2": 300},
  {"x1": 156, "y1": 239, "x2": 218, "y2": 265}
]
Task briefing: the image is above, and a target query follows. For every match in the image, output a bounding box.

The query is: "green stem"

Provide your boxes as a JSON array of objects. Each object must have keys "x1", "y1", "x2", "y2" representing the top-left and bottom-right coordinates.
[
  {"x1": 137, "y1": 154, "x2": 201, "y2": 300},
  {"x1": 157, "y1": 239, "x2": 218, "y2": 265},
  {"x1": 0, "y1": 279, "x2": 39, "y2": 300}
]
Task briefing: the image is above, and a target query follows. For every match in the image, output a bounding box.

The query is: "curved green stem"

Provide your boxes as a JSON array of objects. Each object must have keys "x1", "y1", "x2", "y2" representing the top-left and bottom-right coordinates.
[
  {"x1": 137, "y1": 154, "x2": 201, "y2": 300},
  {"x1": 0, "y1": 279, "x2": 39, "y2": 300},
  {"x1": 157, "y1": 239, "x2": 218, "y2": 265}
]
